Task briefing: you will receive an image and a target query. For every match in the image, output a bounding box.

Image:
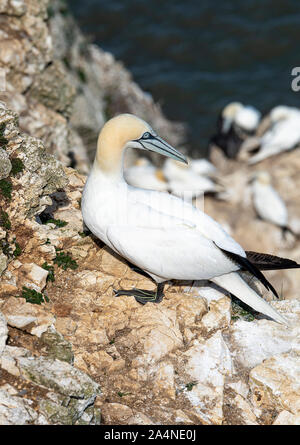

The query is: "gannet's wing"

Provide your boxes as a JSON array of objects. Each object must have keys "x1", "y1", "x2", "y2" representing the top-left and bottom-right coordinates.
[
  {"x1": 261, "y1": 119, "x2": 300, "y2": 149},
  {"x1": 128, "y1": 188, "x2": 246, "y2": 257},
  {"x1": 219, "y1": 247, "x2": 278, "y2": 298},
  {"x1": 124, "y1": 195, "x2": 279, "y2": 297},
  {"x1": 108, "y1": 195, "x2": 276, "y2": 287},
  {"x1": 107, "y1": 224, "x2": 240, "y2": 281},
  {"x1": 249, "y1": 119, "x2": 300, "y2": 164},
  {"x1": 106, "y1": 199, "x2": 239, "y2": 280},
  {"x1": 246, "y1": 251, "x2": 300, "y2": 270}
]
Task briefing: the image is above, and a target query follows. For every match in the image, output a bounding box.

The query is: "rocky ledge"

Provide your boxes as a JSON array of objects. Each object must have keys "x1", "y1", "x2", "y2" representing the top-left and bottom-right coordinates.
[{"x1": 0, "y1": 103, "x2": 300, "y2": 425}]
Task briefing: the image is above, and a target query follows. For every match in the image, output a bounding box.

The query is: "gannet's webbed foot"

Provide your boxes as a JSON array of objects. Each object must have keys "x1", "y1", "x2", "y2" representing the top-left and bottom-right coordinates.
[{"x1": 113, "y1": 283, "x2": 165, "y2": 305}]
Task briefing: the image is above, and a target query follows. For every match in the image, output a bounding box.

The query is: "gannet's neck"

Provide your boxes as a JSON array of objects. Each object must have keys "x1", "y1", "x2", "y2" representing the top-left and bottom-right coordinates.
[
  {"x1": 94, "y1": 127, "x2": 127, "y2": 183},
  {"x1": 93, "y1": 114, "x2": 147, "y2": 183},
  {"x1": 93, "y1": 148, "x2": 126, "y2": 183}
]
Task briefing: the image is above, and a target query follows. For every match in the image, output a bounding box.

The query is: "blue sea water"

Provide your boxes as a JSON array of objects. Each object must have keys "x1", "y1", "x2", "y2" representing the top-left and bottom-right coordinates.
[{"x1": 68, "y1": 0, "x2": 300, "y2": 156}]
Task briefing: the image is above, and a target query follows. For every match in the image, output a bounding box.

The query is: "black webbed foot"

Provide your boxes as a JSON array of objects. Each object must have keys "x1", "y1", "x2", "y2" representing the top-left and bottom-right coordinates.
[{"x1": 113, "y1": 283, "x2": 165, "y2": 305}]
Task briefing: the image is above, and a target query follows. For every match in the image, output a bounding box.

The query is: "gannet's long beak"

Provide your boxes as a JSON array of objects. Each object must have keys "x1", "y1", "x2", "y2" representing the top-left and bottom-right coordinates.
[{"x1": 137, "y1": 135, "x2": 188, "y2": 164}]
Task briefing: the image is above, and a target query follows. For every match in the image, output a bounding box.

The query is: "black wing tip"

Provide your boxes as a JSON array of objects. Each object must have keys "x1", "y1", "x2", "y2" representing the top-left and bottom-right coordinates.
[
  {"x1": 220, "y1": 248, "x2": 279, "y2": 299},
  {"x1": 246, "y1": 251, "x2": 300, "y2": 270}
]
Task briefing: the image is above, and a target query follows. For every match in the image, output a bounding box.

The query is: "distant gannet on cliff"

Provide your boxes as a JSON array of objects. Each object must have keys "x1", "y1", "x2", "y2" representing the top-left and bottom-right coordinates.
[
  {"x1": 82, "y1": 113, "x2": 300, "y2": 325},
  {"x1": 124, "y1": 157, "x2": 168, "y2": 191},
  {"x1": 249, "y1": 106, "x2": 300, "y2": 164},
  {"x1": 210, "y1": 102, "x2": 261, "y2": 158},
  {"x1": 163, "y1": 158, "x2": 220, "y2": 197},
  {"x1": 251, "y1": 171, "x2": 290, "y2": 232}
]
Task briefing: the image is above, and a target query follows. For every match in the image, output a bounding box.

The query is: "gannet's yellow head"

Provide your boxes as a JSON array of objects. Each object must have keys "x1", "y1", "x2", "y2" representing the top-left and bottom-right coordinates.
[
  {"x1": 222, "y1": 102, "x2": 243, "y2": 118},
  {"x1": 221, "y1": 102, "x2": 243, "y2": 133},
  {"x1": 95, "y1": 114, "x2": 187, "y2": 175}
]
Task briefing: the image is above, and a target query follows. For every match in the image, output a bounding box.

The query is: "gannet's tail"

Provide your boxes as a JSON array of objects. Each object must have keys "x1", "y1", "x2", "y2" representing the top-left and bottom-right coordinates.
[
  {"x1": 246, "y1": 251, "x2": 300, "y2": 270},
  {"x1": 211, "y1": 272, "x2": 288, "y2": 325}
]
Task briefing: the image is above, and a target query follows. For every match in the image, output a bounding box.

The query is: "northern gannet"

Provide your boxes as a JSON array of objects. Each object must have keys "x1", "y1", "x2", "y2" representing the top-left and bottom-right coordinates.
[
  {"x1": 124, "y1": 157, "x2": 168, "y2": 191},
  {"x1": 82, "y1": 114, "x2": 299, "y2": 325},
  {"x1": 163, "y1": 158, "x2": 220, "y2": 198},
  {"x1": 249, "y1": 106, "x2": 300, "y2": 164},
  {"x1": 251, "y1": 171, "x2": 289, "y2": 232},
  {"x1": 210, "y1": 102, "x2": 261, "y2": 159}
]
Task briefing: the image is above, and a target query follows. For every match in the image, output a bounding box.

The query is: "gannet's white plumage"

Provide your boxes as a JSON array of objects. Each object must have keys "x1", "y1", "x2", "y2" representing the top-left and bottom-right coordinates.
[
  {"x1": 168, "y1": 176, "x2": 218, "y2": 198},
  {"x1": 164, "y1": 157, "x2": 217, "y2": 179},
  {"x1": 163, "y1": 157, "x2": 191, "y2": 182},
  {"x1": 124, "y1": 158, "x2": 168, "y2": 191},
  {"x1": 235, "y1": 105, "x2": 261, "y2": 133},
  {"x1": 190, "y1": 158, "x2": 217, "y2": 176},
  {"x1": 163, "y1": 158, "x2": 220, "y2": 197},
  {"x1": 249, "y1": 106, "x2": 300, "y2": 164},
  {"x1": 252, "y1": 171, "x2": 288, "y2": 228},
  {"x1": 82, "y1": 114, "x2": 288, "y2": 325}
]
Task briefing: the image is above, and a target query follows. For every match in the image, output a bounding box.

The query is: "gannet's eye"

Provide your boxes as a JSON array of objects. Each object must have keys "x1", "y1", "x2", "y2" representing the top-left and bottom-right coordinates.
[{"x1": 142, "y1": 132, "x2": 152, "y2": 139}]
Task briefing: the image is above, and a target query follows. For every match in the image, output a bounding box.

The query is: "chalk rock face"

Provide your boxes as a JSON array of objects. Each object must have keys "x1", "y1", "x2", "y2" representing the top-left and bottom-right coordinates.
[
  {"x1": 200, "y1": 296, "x2": 231, "y2": 333},
  {"x1": 0, "y1": 104, "x2": 67, "y2": 286},
  {"x1": 0, "y1": 346, "x2": 101, "y2": 425},
  {"x1": 0, "y1": 312, "x2": 7, "y2": 358},
  {"x1": 1, "y1": 297, "x2": 55, "y2": 337},
  {"x1": 182, "y1": 332, "x2": 232, "y2": 424},
  {"x1": 0, "y1": 387, "x2": 46, "y2": 425},
  {"x1": 273, "y1": 411, "x2": 300, "y2": 425},
  {"x1": 228, "y1": 300, "x2": 300, "y2": 368},
  {"x1": 17, "y1": 354, "x2": 100, "y2": 399},
  {"x1": 29, "y1": 60, "x2": 76, "y2": 118},
  {"x1": 0, "y1": 149, "x2": 11, "y2": 180},
  {"x1": 0, "y1": 106, "x2": 67, "y2": 221},
  {"x1": 249, "y1": 350, "x2": 300, "y2": 415},
  {"x1": 101, "y1": 403, "x2": 134, "y2": 425},
  {"x1": 126, "y1": 305, "x2": 183, "y2": 367}
]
